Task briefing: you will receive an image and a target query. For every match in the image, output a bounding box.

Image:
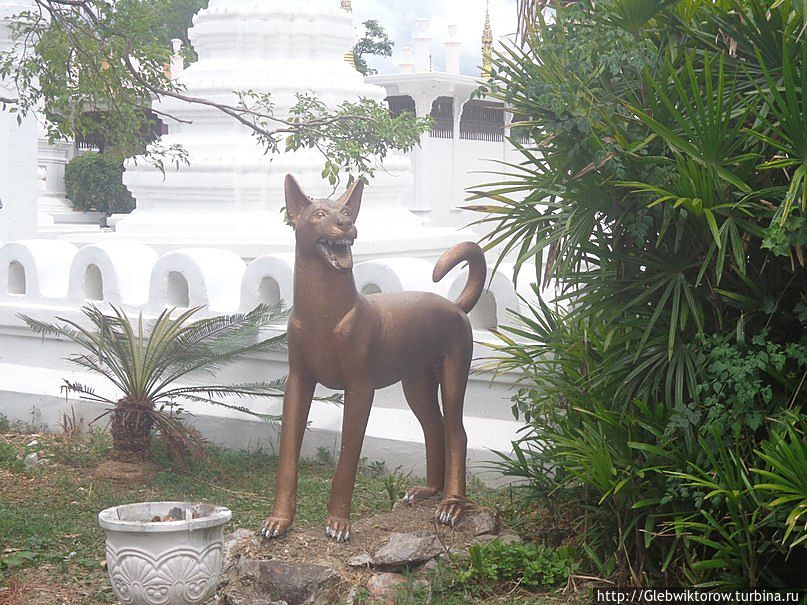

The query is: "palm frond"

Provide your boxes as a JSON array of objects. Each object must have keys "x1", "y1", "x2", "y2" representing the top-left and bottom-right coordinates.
[{"x1": 59, "y1": 380, "x2": 116, "y2": 405}]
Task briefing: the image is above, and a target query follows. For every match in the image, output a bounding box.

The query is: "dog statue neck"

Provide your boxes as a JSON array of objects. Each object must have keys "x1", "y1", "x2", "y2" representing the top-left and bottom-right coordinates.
[{"x1": 292, "y1": 250, "x2": 359, "y2": 318}]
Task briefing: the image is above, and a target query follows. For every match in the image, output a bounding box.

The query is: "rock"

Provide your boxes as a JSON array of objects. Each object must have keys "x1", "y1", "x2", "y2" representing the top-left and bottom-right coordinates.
[
  {"x1": 371, "y1": 532, "x2": 442, "y2": 567},
  {"x1": 23, "y1": 452, "x2": 38, "y2": 467},
  {"x1": 221, "y1": 589, "x2": 288, "y2": 605},
  {"x1": 235, "y1": 559, "x2": 339, "y2": 605},
  {"x1": 466, "y1": 509, "x2": 499, "y2": 535},
  {"x1": 226, "y1": 528, "x2": 255, "y2": 545},
  {"x1": 223, "y1": 528, "x2": 255, "y2": 561},
  {"x1": 347, "y1": 552, "x2": 374, "y2": 567},
  {"x1": 365, "y1": 573, "x2": 408, "y2": 604},
  {"x1": 415, "y1": 558, "x2": 441, "y2": 574},
  {"x1": 167, "y1": 506, "x2": 185, "y2": 520},
  {"x1": 472, "y1": 534, "x2": 497, "y2": 545},
  {"x1": 496, "y1": 533, "x2": 523, "y2": 545}
]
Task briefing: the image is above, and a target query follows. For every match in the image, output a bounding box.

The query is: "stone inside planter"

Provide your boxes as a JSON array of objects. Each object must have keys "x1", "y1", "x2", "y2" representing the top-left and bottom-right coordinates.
[{"x1": 98, "y1": 501, "x2": 232, "y2": 605}]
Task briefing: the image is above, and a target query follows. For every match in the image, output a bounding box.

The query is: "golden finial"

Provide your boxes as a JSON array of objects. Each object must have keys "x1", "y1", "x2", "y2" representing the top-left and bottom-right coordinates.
[
  {"x1": 482, "y1": 0, "x2": 493, "y2": 78},
  {"x1": 342, "y1": 0, "x2": 356, "y2": 70}
]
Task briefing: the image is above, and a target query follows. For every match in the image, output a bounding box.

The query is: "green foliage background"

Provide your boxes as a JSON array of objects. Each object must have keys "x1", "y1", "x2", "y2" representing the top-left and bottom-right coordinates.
[
  {"x1": 476, "y1": 0, "x2": 807, "y2": 587},
  {"x1": 352, "y1": 19, "x2": 394, "y2": 76},
  {"x1": 64, "y1": 152, "x2": 135, "y2": 215}
]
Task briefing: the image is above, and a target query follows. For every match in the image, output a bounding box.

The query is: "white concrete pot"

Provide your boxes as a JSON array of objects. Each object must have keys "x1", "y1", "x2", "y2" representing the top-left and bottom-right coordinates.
[{"x1": 98, "y1": 502, "x2": 232, "y2": 605}]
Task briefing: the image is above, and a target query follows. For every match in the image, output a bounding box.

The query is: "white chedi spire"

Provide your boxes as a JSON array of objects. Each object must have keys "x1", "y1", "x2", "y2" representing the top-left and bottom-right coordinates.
[{"x1": 117, "y1": 0, "x2": 434, "y2": 251}]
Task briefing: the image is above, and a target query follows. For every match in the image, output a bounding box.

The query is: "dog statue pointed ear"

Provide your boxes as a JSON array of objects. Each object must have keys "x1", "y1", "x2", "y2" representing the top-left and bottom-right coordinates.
[
  {"x1": 337, "y1": 178, "x2": 364, "y2": 219},
  {"x1": 285, "y1": 174, "x2": 312, "y2": 227}
]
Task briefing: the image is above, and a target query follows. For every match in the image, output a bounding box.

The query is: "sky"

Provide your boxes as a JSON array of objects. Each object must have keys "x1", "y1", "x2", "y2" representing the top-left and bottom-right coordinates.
[{"x1": 350, "y1": 0, "x2": 518, "y2": 77}]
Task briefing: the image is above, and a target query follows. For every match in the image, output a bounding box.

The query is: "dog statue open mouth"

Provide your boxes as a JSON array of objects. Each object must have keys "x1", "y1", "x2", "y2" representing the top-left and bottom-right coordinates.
[
  {"x1": 262, "y1": 174, "x2": 487, "y2": 542},
  {"x1": 315, "y1": 237, "x2": 355, "y2": 270}
]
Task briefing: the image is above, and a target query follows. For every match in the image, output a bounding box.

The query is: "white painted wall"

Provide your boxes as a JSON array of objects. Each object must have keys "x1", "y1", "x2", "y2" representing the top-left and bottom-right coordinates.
[{"x1": 0, "y1": 1, "x2": 38, "y2": 244}]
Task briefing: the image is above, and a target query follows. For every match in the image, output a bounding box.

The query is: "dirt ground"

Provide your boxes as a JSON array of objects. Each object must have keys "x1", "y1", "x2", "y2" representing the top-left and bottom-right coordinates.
[{"x1": 228, "y1": 495, "x2": 490, "y2": 575}]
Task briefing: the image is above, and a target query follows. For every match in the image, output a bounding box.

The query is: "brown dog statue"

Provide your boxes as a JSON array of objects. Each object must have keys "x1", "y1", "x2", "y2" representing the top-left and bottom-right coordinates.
[{"x1": 261, "y1": 174, "x2": 486, "y2": 542}]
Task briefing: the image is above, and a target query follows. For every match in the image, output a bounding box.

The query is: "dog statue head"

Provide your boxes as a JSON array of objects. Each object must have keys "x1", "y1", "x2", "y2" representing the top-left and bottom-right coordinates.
[{"x1": 284, "y1": 174, "x2": 364, "y2": 272}]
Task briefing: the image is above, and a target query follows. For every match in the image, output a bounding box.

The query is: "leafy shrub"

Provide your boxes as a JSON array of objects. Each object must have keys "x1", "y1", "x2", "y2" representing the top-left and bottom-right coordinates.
[
  {"x1": 64, "y1": 152, "x2": 135, "y2": 215},
  {"x1": 477, "y1": 0, "x2": 807, "y2": 587}
]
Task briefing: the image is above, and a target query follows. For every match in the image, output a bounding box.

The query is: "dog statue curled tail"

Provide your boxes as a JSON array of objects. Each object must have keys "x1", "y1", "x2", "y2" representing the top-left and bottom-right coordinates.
[{"x1": 261, "y1": 174, "x2": 486, "y2": 542}]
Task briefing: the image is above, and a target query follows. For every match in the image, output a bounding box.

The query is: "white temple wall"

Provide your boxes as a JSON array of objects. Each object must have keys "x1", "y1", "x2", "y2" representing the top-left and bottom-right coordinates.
[
  {"x1": 0, "y1": 1, "x2": 38, "y2": 244},
  {"x1": 0, "y1": 115, "x2": 38, "y2": 243},
  {"x1": 411, "y1": 135, "x2": 524, "y2": 233},
  {"x1": 0, "y1": 240, "x2": 525, "y2": 485}
]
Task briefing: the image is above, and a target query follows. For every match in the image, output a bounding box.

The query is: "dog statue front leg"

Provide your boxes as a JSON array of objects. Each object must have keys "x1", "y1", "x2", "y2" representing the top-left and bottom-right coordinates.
[
  {"x1": 325, "y1": 385, "x2": 374, "y2": 542},
  {"x1": 261, "y1": 371, "x2": 316, "y2": 538}
]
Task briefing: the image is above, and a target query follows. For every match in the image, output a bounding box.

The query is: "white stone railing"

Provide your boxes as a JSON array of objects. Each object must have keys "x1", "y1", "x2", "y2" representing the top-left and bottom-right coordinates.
[
  {"x1": 0, "y1": 239, "x2": 534, "y2": 485},
  {"x1": 0, "y1": 240, "x2": 528, "y2": 329}
]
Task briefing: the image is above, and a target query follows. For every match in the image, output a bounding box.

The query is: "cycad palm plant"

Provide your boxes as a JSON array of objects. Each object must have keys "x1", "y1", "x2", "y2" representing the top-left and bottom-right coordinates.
[{"x1": 19, "y1": 303, "x2": 291, "y2": 464}]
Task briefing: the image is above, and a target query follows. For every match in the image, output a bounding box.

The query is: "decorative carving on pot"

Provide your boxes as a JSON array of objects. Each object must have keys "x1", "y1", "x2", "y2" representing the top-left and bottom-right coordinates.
[{"x1": 98, "y1": 502, "x2": 232, "y2": 605}]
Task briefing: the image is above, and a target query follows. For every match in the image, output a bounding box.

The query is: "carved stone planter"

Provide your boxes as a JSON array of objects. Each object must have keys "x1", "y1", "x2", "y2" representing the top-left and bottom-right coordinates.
[{"x1": 98, "y1": 501, "x2": 232, "y2": 605}]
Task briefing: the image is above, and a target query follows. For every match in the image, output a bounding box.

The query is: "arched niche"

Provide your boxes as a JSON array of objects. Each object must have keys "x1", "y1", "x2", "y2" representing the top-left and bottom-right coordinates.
[
  {"x1": 258, "y1": 277, "x2": 281, "y2": 306},
  {"x1": 7, "y1": 261, "x2": 26, "y2": 295},
  {"x1": 468, "y1": 291, "x2": 498, "y2": 331},
  {"x1": 84, "y1": 264, "x2": 104, "y2": 301},
  {"x1": 167, "y1": 271, "x2": 190, "y2": 308}
]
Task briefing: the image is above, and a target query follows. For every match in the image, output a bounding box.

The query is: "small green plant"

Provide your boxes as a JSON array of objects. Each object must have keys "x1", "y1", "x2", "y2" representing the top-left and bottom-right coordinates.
[
  {"x1": 49, "y1": 429, "x2": 111, "y2": 468},
  {"x1": 315, "y1": 445, "x2": 335, "y2": 468},
  {"x1": 0, "y1": 550, "x2": 37, "y2": 570},
  {"x1": 64, "y1": 152, "x2": 135, "y2": 215},
  {"x1": 462, "y1": 541, "x2": 577, "y2": 589},
  {"x1": 0, "y1": 413, "x2": 10, "y2": 432},
  {"x1": 0, "y1": 437, "x2": 22, "y2": 471},
  {"x1": 382, "y1": 466, "x2": 412, "y2": 508},
  {"x1": 363, "y1": 459, "x2": 388, "y2": 479},
  {"x1": 426, "y1": 540, "x2": 578, "y2": 599}
]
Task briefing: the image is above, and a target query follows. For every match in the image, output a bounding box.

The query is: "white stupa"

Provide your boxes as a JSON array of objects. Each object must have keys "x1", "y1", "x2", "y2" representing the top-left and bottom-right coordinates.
[{"x1": 114, "y1": 0, "x2": 466, "y2": 259}]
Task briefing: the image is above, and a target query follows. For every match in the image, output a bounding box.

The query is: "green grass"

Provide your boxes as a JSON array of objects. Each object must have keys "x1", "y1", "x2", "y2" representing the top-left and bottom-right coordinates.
[{"x1": 0, "y1": 430, "x2": 505, "y2": 603}]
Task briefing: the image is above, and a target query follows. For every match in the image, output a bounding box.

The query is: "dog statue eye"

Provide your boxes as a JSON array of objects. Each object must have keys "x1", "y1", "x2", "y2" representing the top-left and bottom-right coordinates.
[{"x1": 313, "y1": 210, "x2": 328, "y2": 219}]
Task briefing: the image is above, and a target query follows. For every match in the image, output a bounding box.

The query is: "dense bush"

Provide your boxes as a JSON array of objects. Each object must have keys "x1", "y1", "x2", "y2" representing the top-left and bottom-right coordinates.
[
  {"x1": 476, "y1": 0, "x2": 806, "y2": 587},
  {"x1": 64, "y1": 152, "x2": 135, "y2": 215}
]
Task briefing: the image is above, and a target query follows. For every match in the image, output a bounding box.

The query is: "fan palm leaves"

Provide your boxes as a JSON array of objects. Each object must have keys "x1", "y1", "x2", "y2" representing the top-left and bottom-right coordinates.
[
  {"x1": 753, "y1": 413, "x2": 807, "y2": 549},
  {"x1": 475, "y1": 0, "x2": 806, "y2": 585},
  {"x1": 19, "y1": 303, "x2": 297, "y2": 462}
]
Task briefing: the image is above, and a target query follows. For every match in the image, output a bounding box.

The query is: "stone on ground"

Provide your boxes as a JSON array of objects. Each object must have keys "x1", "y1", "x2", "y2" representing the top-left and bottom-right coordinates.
[{"x1": 217, "y1": 498, "x2": 513, "y2": 603}]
